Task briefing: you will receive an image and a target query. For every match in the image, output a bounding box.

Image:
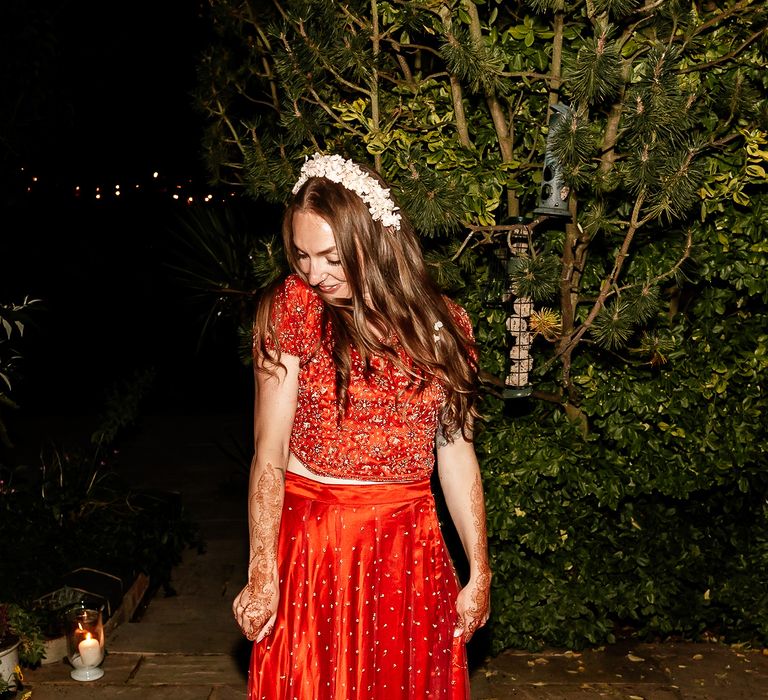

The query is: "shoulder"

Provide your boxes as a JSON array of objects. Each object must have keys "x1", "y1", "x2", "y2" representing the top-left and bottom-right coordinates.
[
  {"x1": 258, "y1": 275, "x2": 324, "y2": 362},
  {"x1": 443, "y1": 297, "x2": 473, "y2": 337},
  {"x1": 271, "y1": 274, "x2": 323, "y2": 316}
]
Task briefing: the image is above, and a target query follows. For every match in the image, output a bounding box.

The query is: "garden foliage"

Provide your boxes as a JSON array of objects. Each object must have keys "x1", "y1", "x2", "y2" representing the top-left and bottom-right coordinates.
[
  {"x1": 0, "y1": 369, "x2": 200, "y2": 624},
  {"x1": 193, "y1": 0, "x2": 768, "y2": 650}
]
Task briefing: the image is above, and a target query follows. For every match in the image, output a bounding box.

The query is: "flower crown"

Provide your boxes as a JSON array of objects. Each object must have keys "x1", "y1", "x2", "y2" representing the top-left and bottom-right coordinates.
[{"x1": 292, "y1": 153, "x2": 402, "y2": 230}]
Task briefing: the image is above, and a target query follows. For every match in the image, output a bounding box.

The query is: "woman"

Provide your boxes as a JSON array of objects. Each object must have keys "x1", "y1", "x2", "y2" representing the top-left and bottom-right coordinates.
[{"x1": 233, "y1": 153, "x2": 491, "y2": 699}]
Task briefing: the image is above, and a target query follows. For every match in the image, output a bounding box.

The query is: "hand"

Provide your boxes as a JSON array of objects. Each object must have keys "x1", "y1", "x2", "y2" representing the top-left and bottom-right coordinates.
[
  {"x1": 232, "y1": 564, "x2": 279, "y2": 643},
  {"x1": 454, "y1": 568, "x2": 491, "y2": 643}
]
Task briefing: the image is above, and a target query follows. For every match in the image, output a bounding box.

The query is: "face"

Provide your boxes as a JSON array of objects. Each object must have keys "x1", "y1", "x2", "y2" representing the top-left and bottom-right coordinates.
[{"x1": 292, "y1": 209, "x2": 350, "y2": 299}]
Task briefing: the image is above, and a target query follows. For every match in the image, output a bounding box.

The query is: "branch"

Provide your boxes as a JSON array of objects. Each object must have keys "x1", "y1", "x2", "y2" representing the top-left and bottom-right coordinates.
[
  {"x1": 616, "y1": 227, "x2": 693, "y2": 294},
  {"x1": 464, "y1": 0, "x2": 519, "y2": 217},
  {"x1": 500, "y1": 70, "x2": 552, "y2": 81},
  {"x1": 295, "y1": 19, "x2": 372, "y2": 98},
  {"x1": 530, "y1": 389, "x2": 564, "y2": 404},
  {"x1": 549, "y1": 10, "x2": 564, "y2": 108},
  {"x1": 679, "y1": 26, "x2": 765, "y2": 74},
  {"x1": 371, "y1": 0, "x2": 383, "y2": 172},
  {"x1": 684, "y1": 0, "x2": 753, "y2": 42},
  {"x1": 439, "y1": 6, "x2": 472, "y2": 149},
  {"x1": 304, "y1": 91, "x2": 366, "y2": 138},
  {"x1": 548, "y1": 191, "x2": 648, "y2": 366}
]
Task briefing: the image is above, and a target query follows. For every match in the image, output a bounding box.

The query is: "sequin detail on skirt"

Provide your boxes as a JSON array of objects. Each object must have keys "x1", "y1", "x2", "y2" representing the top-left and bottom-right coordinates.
[{"x1": 248, "y1": 472, "x2": 470, "y2": 700}]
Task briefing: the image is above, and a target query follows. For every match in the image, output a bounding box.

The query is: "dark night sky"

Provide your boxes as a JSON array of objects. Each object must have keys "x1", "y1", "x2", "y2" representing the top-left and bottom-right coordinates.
[
  {"x1": 21, "y1": 1, "x2": 208, "y2": 179},
  {"x1": 1, "y1": 2, "x2": 254, "y2": 424}
]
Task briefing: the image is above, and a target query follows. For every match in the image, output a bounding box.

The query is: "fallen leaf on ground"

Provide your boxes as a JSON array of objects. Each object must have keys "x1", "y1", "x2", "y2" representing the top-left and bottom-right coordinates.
[
  {"x1": 692, "y1": 653, "x2": 703, "y2": 660},
  {"x1": 627, "y1": 653, "x2": 645, "y2": 662}
]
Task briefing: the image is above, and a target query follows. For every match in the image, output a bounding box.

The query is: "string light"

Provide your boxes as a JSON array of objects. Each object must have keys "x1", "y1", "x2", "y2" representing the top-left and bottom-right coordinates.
[{"x1": 17, "y1": 165, "x2": 230, "y2": 205}]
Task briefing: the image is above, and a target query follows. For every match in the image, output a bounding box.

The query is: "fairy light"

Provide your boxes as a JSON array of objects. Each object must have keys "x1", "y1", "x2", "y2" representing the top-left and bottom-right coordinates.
[{"x1": 15, "y1": 165, "x2": 226, "y2": 205}]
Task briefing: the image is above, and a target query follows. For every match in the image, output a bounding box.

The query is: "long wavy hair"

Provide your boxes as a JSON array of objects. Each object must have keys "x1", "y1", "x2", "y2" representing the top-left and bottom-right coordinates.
[{"x1": 255, "y1": 163, "x2": 479, "y2": 438}]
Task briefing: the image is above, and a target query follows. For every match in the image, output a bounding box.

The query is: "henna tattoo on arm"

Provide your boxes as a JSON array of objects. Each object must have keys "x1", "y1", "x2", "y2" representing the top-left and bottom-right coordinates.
[
  {"x1": 463, "y1": 472, "x2": 491, "y2": 640},
  {"x1": 241, "y1": 462, "x2": 285, "y2": 640}
]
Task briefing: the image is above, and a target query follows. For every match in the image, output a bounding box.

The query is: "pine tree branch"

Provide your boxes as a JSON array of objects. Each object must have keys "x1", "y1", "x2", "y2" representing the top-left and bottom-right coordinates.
[
  {"x1": 599, "y1": 60, "x2": 631, "y2": 173},
  {"x1": 547, "y1": 191, "x2": 647, "y2": 371},
  {"x1": 439, "y1": 6, "x2": 472, "y2": 149},
  {"x1": 304, "y1": 91, "x2": 366, "y2": 138},
  {"x1": 616, "y1": 227, "x2": 693, "y2": 293},
  {"x1": 559, "y1": 205, "x2": 577, "y2": 340},
  {"x1": 371, "y1": 0, "x2": 383, "y2": 172},
  {"x1": 634, "y1": 0, "x2": 669, "y2": 15},
  {"x1": 294, "y1": 19, "x2": 372, "y2": 98},
  {"x1": 549, "y1": 10, "x2": 564, "y2": 107},
  {"x1": 531, "y1": 389, "x2": 564, "y2": 404},
  {"x1": 395, "y1": 53, "x2": 414, "y2": 84},
  {"x1": 337, "y1": 2, "x2": 366, "y2": 31},
  {"x1": 499, "y1": 70, "x2": 551, "y2": 81},
  {"x1": 271, "y1": 0, "x2": 289, "y2": 22},
  {"x1": 387, "y1": 41, "x2": 443, "y2": 59},
  {"x1": 464, "y1": 0, "x2": 519, "y2": 217},
  {"x1": 211, "y1": 91, "x2": 249, "y2": 161}
]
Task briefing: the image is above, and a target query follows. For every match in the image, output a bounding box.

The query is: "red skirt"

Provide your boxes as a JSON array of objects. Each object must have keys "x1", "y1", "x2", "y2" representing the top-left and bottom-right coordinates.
[{"x1": 248, "y1": 472, "x2": 469, "y2": 700}]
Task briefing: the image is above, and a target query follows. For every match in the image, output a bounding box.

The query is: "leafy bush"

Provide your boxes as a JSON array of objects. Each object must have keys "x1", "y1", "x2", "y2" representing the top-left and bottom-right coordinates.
[{"x1": 189, "y1": 0, "x2": 768, "y2": 652}]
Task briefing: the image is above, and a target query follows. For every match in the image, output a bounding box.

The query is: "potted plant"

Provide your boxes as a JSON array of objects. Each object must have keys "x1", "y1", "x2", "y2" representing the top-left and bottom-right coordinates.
[{"x1": 0, "y1": 603, "x2": 44, "y2": 694}]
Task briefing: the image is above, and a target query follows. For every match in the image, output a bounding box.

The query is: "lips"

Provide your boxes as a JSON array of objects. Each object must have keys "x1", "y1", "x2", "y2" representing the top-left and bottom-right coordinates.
[{"x1": 318, "y1": 282, "x2": 342, "y2": 294}]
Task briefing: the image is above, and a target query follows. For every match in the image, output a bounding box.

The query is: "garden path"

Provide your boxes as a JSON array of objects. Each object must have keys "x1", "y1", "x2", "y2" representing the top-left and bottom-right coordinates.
[{"x1": 22, "y1": 413, "x2": 768, "y2": 699}]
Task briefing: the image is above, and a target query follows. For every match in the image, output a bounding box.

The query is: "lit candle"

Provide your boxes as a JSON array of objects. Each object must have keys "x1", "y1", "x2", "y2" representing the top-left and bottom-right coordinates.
[{"x1": 78, "y1": 633, "x2": 101, "y2": 667}]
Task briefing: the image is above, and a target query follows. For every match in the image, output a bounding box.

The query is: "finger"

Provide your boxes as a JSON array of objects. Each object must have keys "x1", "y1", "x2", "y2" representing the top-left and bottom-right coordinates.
[
  {"x1": 255, "y1": 612, "x2": 278, "y2": 644},
  {"x1": 462, "y1": 615, "x2": 480, "y2": 643},
  {"x1": 453, "y1": 612, "x2": 464, "y2": 638}
]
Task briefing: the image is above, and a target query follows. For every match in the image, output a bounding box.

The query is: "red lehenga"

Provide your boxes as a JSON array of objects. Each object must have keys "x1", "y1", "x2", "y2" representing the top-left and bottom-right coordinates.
[{"x1": 248, "y1": 276, "x2": 472, "y2": 700}]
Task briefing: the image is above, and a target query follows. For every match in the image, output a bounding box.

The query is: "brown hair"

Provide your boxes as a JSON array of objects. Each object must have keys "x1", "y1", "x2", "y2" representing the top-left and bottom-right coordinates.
[{"x1": 255, "y1": 163, "x2": 479, "y2": 438}]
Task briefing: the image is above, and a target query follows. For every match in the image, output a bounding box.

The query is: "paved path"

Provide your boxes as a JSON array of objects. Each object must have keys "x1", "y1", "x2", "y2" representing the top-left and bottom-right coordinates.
[{"x1": 22, "y1": 414, "x2": 768, "y2": 699}]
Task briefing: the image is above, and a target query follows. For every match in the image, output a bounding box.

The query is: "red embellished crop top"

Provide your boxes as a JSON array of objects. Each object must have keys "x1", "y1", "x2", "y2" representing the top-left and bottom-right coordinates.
[{"x1": 260, "y1": 275, "x2": 475, "y2": 482}]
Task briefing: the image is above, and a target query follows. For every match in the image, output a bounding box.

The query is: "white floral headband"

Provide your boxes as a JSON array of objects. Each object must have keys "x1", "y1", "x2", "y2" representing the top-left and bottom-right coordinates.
[{"x1": 292, "y1": 153, "x2": 402, "y2": 231}]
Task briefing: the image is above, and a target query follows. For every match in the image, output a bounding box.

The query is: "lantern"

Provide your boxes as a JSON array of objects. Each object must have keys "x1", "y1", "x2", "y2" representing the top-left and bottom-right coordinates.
[{"x1": 66, "y1": 606, "x2": 105, "y2": 681}]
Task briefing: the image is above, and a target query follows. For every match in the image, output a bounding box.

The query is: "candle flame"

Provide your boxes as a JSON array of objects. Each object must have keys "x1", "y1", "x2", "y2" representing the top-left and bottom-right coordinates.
[{"x1": 84, "y1": 632, "x2": 92, "y2": 641}]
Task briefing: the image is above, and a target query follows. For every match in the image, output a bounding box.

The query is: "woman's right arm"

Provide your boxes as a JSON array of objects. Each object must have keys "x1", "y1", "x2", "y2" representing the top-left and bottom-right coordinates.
[{"x1": 232, "y1": 353, "x2": 299, "y2": 643}]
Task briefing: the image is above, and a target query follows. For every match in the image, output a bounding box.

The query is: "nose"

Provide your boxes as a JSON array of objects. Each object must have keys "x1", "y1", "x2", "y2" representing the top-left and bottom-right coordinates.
[{"x1": 306, "y1": 260, "x2": 325, "y2": 286}]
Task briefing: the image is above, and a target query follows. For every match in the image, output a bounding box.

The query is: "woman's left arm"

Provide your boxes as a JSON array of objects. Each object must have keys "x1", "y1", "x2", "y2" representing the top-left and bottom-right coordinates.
[{"x1": 437, "y1": 436, "x2": 492, "y2": 643}]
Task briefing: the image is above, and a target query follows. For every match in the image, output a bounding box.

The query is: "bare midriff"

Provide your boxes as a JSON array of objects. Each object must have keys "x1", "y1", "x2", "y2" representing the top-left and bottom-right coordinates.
[{"x1": 287, "y1": 452, "x2": 405, "y2": 485}]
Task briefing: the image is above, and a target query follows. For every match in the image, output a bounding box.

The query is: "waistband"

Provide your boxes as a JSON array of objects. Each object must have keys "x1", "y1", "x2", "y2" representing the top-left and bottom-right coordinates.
[{"x1": 284, "y1": 471, "x2": 432, "y2": 505}]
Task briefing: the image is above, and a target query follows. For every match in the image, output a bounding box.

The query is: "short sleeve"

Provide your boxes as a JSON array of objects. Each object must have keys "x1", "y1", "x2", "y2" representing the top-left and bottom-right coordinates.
[
  {"x1": 446, "y1": 299, "x2": 479, "y2": 364},
  {"x1": 264, "y1": 275, "x2": 323, "y2": 363}
]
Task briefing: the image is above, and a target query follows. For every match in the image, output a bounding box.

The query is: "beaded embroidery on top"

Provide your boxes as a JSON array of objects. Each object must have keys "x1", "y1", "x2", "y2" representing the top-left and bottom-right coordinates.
[{"x1": 292, "y1": 153, "x2": 402, "y2": 230}]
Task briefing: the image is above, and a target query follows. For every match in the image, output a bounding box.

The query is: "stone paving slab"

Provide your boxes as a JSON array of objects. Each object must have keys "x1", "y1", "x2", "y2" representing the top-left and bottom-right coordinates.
[
  {"x1": 208, "y1": 687, "x2": 248, "y2": 700},
  {"x1": 25, "y1": 654, "x2": 143, "y2": 686},
  {"x1": 108, "y1": 622, "x2": 244, "y2": 656},
  {"x1": 636, "y1": 643, "x2": 768, "y2": 699},
  {"x1": 469, "y1": 680, "x2": 681, "y2": 700},
  {"x1": 26, "y1": 686, "x2": 217, "y2": 700},
  {"x1": 126, "y1": 653, "x2": 246, "y2": 687},
  {"x1": 483, "y1": 645, "x2": 669, "y2": 685},
  {"x1": 140, "y1": 595, "x2": 239, "y2": 625}
]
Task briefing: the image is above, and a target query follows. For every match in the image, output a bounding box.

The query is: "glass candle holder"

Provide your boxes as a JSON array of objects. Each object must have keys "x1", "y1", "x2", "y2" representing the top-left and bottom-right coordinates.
[{"x1": 65, "y1": 606, "x2": 105, "y2": 681}]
